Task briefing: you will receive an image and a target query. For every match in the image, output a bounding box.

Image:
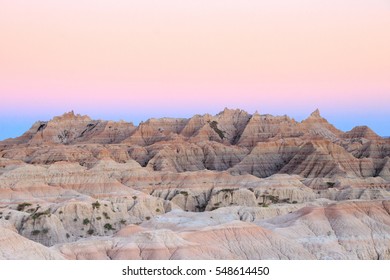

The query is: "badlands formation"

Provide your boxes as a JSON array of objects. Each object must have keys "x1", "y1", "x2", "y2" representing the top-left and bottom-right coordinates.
[{"x1": 0, "y1": 109, "x2": 390, "y2": 260}]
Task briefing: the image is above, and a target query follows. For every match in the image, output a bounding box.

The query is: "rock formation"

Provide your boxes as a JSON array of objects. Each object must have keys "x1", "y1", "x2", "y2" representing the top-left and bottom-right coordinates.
[{"x1": 0, "y1": 108, "x2": 389, "y2": 259}]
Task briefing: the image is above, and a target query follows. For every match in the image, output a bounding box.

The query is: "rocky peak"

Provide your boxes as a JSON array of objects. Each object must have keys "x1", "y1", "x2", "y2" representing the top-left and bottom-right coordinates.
[
  {"x1": 309, "y1": 109, "x2": 321, "y2": 118},
  {"x1": 51, "y1": 111, "x2": 92, "y2": 123},
  {"x1": 344, "y1": 126, "x2": 382, "y2": 141},
  {"x1": 301, "y1": 109, "x2": 343, "y2": 141}
]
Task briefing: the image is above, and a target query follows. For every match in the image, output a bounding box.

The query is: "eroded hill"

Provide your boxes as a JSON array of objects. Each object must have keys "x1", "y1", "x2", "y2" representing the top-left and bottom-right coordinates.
[{"x1": 0, "y1": 109, "x2": 389, "y2": 259}]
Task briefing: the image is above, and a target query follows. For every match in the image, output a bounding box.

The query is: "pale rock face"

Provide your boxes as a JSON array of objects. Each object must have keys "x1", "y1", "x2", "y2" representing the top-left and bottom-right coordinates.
[
  {"x1": 123, "y1": 118, "x2": 188, "y2": 146},
  {"x1": 259, "y1": 200, "x2": 390, "y2": 260},
  {"x1": 230, "y1": 139, "x2": 303, "y2": 177},
  {"x1": 237, "y1": 112, "x2": 303, "y2": 146},
  {"x1": 0, "y1": 220, "x2": 64, "y2": 259},
  {"x1": 300, "y1": 109, "x2": 343, "y2": 141},
  {"x1": 0, "y1": 109, "x2": 389, "y2": 259},
  {"x1": 344, "y1": 126, "x2": 382, "y2": 141}
]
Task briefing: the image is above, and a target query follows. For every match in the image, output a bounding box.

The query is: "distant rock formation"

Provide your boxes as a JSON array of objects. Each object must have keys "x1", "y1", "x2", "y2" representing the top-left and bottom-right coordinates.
[{"x1": 0, "y1": 108, "x2": 389, "y2": 260}]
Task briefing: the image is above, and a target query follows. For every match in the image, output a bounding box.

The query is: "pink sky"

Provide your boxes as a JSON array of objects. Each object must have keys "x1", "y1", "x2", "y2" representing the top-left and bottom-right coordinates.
[{"x1": 0, "y1": 1, "x2": 389, "y2": 138}]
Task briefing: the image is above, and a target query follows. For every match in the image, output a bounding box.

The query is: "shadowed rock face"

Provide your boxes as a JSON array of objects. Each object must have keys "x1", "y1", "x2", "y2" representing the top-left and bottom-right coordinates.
[{"x1": 0, "y1": 109, "x2": 389, "y2": 259}]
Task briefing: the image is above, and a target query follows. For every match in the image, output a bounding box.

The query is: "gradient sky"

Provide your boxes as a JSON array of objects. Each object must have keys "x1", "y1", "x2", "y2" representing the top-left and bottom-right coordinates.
[{"x1": 1, "y1": 0, "x2": 389, "y2": 140}]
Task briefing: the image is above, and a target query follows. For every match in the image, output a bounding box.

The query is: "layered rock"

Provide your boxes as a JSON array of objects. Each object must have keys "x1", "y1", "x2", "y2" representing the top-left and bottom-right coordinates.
[{"x1": 0, "y1": 108, "x2": 389, "y2": 260}]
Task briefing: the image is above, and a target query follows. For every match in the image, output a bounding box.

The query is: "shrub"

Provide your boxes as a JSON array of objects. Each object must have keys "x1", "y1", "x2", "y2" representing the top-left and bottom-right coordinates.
[
  {"x1": 31, "y1": 209, "x2": 51, "y2": 220},
  {"x1": 66, "y1": 233, "x2": 70, "y2": 239},
  {"x1": 145, "y1": 216, "x2": 151, "y2": 221},
  {"x1": 120, "y1": 219, "x2": 126, "y2": 225},
  {"x1": 104, "y1": 223, "x2": 115, "y2": 230},
  {"x1": 83, "y1": 218, "x2": 90, "y2": 225},
  {"x1": 96, "y1": 217, "x2": 101, "y2": 220},
  {"x1": 92, "y1": 201, "x2": 101, "y2": 210},
  {"x1": 218, "y1": 188, "x2": 237, "y2": 194},
  {"x1": 32, "y1": 230, "x2": 41, "y2": 235},
  {"x1": 132, "y1": 196, "x2": 137, "y2": 200},
  {"x1": 269, "y1": 195, "x2": 279, "y2": 204},
  {"x1": 156, "y1": 208, "x2": 161, "y2": 213},
  {"x1": 326, "y1": 182, "x2": 336, "y2": 188},
  {"x1": 17, "y1": 202, "x2": 32, "y2": 211},
  {"x1": 208, "y1": 120, "x2": 225, "y2": 139},
  {"x1": 179, "y1": 191, "x2": 188, "y2": 196},
  {"x1": 42, "y1": 228, "x2": 49, "y2": 234},
  {"x1": 87, "y1": 229, "x2": 94, "y2": 235},
  {"x1": 103, "y1": 212, "x2": 110, "y2": 219}
]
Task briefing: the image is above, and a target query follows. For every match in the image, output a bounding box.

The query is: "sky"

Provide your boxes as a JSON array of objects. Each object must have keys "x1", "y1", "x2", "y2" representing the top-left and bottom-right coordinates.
[{"x1": 0, "y1": 0, "x2": 389, "y2": 140}]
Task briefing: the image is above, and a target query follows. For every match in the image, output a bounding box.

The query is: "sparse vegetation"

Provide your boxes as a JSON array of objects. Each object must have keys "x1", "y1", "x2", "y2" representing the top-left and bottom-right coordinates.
[
  {"x1": 179, "y1": 191, "x2": 189, "y2": 196},
  {"x1": 103, "y1": 212, "x2": 110, "y2": 219},
  {"x1": 120, "y1": 219, "x2": 126, "y2": 225},
  {"x1": 92, "y1": 201, "x2": 101, "y2": 210},
  {"x1": 326, "y1": 182, "x2": 336, "y2": 188},
  {"x1": 31, "y1": 209, "x2": 51, "y2": 220},
  {"x1": 17, "y1": 202, "x2": 32, "y2": 211},
  {"x1": 268, "y1": 195, "x2": 279, "y2": 204},
  {"x1": 104, "y1": 223, "x2": 115, "y2": 230},
  {"x1": 208, "y1": 120, "x2": 225, "y2": 139},
  {"x1": 195, "y1": 205, "x2": 206, "y2": 212},
  {"x1": 42, "y1": 228, "x2": 49, "y2": 234},
  {"x1": 218, "y1": 188, "x2": 237, "y2": 194}
]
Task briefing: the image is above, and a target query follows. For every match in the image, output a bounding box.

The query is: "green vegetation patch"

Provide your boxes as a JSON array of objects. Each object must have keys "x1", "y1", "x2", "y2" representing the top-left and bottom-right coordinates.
[
  {"x1": 104, "y1": 223, "x2": 115, "y2": 231},
  {"x1": 17, "y1": 203, "x2": 32, "y2": 211},
  {"x1": 92, "y1": 201, "x2": 101, "y2": 210},
  {"x1": 208, "y1": 120, "x2": 225, "y2": 139}
]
